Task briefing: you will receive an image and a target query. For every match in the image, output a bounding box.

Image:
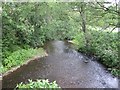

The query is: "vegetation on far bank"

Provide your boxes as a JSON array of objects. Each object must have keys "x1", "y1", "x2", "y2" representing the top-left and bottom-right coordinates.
[{"x1": 72, "y1": 30, "x2": 119, "y2": 76}]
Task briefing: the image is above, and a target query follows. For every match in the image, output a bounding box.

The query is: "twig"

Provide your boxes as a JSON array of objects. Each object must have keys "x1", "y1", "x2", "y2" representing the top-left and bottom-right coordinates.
[{"x1": 109, "y1": 26, "x2": 117, "y2": 33}]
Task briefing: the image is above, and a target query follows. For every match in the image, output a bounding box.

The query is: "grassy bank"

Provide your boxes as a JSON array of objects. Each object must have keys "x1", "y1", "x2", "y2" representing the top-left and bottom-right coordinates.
[
  {"x1": 0, "y1": 48, "x2": 46, "y2": 74},
  {"x1": 72, "y1": 30, "x2": 119, "y2": 76}
]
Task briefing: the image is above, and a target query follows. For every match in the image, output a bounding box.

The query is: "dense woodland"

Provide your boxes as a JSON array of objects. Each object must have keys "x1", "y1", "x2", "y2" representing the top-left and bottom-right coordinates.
[{"x1": 1, "y1": 1, "x2": 120, "y2": 88}]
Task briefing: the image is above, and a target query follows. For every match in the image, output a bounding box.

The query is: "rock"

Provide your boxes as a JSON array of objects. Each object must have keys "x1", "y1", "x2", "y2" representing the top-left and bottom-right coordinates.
[
  {"x1": 106, "y1": 71, "x2": 108, "y2": 73},
  {"x1": 68, "y1": 40, "x2": 74, "y2": 44},
  {"x1": 83, "y1": 60, "x2": 89, "y2": 63}
]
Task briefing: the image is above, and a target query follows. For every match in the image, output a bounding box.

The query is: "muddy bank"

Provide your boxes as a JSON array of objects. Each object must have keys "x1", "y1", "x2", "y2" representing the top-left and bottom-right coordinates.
[
  {"x1": 3, "y1": 54, "x2": 48, "y2": 77},
  {"x1": 2, "y1": 41, "x2": 119, "y2": 88}
]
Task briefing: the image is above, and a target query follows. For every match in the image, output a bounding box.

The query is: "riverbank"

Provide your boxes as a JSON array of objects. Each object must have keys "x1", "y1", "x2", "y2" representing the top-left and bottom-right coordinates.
[
  {"x1": 1, "y1": 48, "x2": 48, "y2": 76},
  {"x1": 1, "y1": 48, "x2": 48, "y2": 90},
  {"x1": 71, "y1": 30, "x2": 119, "y2": 76}
]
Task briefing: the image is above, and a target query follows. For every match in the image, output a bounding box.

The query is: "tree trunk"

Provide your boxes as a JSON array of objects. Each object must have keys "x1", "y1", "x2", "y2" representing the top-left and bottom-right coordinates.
[{"x1": 78, "y1": 3, "x2": 89, "y2": 48}]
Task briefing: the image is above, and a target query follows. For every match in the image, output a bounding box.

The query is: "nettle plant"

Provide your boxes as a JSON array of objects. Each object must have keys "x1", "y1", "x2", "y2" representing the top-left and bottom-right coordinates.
[{"x1": 16, "y1": 79, "x2": 61, "y2": 89}]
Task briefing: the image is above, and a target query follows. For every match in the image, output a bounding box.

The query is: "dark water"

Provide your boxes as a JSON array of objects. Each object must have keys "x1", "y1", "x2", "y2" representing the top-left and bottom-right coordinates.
[{"x1": 2, "y1": 40, "x2": 118, "y2": 88}]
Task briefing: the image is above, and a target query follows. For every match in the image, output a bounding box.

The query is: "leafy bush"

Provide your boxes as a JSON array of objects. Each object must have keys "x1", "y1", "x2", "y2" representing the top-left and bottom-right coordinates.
[
  {"x1": 72, "y1": 32, "x2": 86, "y2": 49},
  {"x1": 16, "y1": 79, "x2": 61, "y2": 89},
  {"x1": 73, "y1": 30, "x2": 119, "y2": 76},
  {"x1": 1, "y1": 48, "x2": 46, "y2": 73}
]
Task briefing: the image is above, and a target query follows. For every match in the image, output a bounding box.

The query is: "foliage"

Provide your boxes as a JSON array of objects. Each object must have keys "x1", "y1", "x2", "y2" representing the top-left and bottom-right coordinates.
[
  {"x1": 16, "y1": 79, "x2": 61, "y2": 89},
  {"x1": 2, "y1": 2, "x2": 119, "y2": 77},
  {"x1": 2, "y1": 2, "x2": 78, "y2": 62},
  {"x1": 72, "y1": 32, "x2": 86, "y2": 49},
  {"x1": 1, "y1": 48, "x2": 45, "y2": 73},
  {"x1": 73, "y1": 30, "x2": 119, "y2": 76}
]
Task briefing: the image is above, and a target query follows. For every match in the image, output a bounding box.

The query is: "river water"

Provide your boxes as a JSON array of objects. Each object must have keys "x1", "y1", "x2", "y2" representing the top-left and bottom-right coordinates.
[{"x1": 2, "y1": 40, "x2": 119, "y2": 88}]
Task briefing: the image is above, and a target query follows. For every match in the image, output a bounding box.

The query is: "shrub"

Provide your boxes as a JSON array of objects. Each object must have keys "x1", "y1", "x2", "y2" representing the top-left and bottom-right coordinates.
[
  {"x1": 72, "y1": 32, "x2": 86, "y2": 49},
  {"x1": 16, "y1": 79, "x2": 61, "y2": 89}
]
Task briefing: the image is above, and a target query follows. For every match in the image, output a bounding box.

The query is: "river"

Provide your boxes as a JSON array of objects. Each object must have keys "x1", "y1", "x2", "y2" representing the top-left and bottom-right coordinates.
[{"x1": 2, "y1": 40, "x2": 118, "y2": 88}]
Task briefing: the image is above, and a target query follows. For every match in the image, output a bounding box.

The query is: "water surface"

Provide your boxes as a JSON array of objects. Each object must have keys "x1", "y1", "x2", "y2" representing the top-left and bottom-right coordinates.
[{"x1": 2, "y1": 40, "x2": 118, "y2": 88}]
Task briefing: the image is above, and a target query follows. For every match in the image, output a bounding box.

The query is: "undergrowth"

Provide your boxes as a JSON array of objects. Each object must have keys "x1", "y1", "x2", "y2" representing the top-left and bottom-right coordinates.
[{"x1": 73, "y1": 30, "x2": 119, "y2": 76}]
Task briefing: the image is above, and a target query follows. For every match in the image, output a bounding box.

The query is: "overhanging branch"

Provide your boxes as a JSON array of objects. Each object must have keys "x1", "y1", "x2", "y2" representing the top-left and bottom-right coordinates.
[{"x1": 96, "y1": 2, "x2": 120, "y2": 15}]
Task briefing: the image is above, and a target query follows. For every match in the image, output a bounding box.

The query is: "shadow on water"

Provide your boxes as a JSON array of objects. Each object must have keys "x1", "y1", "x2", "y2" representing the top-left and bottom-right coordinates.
[{"x1": 2, "y1": 40, "x2": 119, "y2": 88}]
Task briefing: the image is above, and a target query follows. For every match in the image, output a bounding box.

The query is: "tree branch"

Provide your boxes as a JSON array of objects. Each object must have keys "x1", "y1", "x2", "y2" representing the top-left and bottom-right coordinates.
[
  {"x1": 110, "y1": 26, "x2": 117, "y2": 33},
  {"x1": 96, "y1": 2, "x2": 120, "y2": 15},
  {"x1": 100, "y1": 24, "x2": 111, "y2": 31}
]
